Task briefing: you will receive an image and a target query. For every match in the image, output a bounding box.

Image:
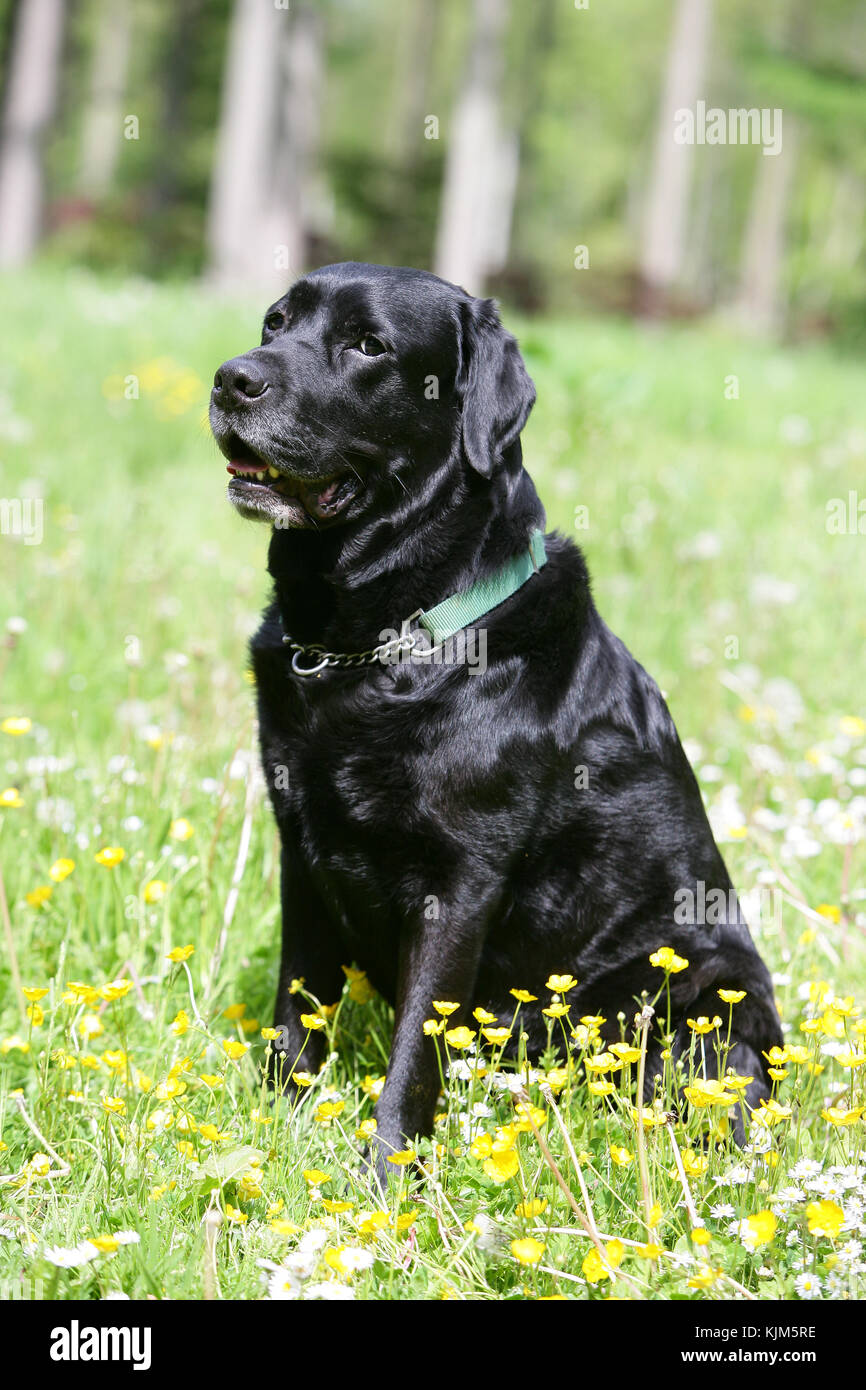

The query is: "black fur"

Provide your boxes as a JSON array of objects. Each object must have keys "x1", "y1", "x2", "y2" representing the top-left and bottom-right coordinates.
[{"x1": 209, "y1": 262, "x2": 782, "y2": 1179}]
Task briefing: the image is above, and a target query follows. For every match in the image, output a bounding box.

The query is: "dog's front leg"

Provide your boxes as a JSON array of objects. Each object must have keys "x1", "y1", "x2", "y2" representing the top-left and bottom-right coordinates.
[
  {"x1": 371, "y1": 909, "x2": 488, "y2": 1184},
  {"x1": 268, "y1": 843, "x2": 345, "y2": 1093}
]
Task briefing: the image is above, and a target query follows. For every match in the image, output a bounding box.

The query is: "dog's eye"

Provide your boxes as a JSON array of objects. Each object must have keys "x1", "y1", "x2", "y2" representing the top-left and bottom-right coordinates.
[
  {"x1": 356, "y1": 334, "x2": 387, "y2": 357},
  {"x1": 264, "y1": 312, "x2": 284, "y2": 333}
]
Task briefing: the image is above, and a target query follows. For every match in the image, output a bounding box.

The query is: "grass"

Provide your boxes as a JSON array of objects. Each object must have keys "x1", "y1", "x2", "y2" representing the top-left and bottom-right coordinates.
[{"x1": 0, "y1": 268, "x2": 865, "y2": 1301}]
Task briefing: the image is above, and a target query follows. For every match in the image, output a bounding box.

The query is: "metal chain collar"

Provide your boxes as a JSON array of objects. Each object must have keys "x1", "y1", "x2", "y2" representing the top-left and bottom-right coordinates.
[{"x1": 281, "y1": 611, "x2": 424, "y2": 677}]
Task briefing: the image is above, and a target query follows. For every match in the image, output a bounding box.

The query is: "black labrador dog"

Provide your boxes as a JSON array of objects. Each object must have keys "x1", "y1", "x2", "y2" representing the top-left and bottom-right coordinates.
[{"x1": 209, "y1": 262, "x2": 781, "y2": 1177}]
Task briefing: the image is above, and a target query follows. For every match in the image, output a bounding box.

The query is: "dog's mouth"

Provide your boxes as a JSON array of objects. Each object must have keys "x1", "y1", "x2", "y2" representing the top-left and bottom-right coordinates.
[{"x1": 220, "y1": 436, "x2": 360, "y2": 526}]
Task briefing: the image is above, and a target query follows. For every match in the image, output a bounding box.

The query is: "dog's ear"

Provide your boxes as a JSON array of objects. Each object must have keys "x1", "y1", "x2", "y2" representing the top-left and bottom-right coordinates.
[{"x1": 457, "y1": 298, "x2": 536, "y2": 477}]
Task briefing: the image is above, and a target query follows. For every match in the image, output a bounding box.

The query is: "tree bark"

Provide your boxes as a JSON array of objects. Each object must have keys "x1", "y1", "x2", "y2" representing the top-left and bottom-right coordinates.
[
  {"x1": 637, "y1": 0, "x2": 714, "y2": 315},
  {"x1": 734, "y1": 119, "x2": 798, "y2": 335},
  {"x1": 77, "y1": 0, "x2": 132, "y2": 198},
  {"x1": 205, "y1": 0, "x2": 286, "y2": 289},
  {"x1": 0, "y1": 0, "x2": 67, "y2": 267},
  {"x1": 434, "y1": 0, "x2": 511, "y2": 295}
]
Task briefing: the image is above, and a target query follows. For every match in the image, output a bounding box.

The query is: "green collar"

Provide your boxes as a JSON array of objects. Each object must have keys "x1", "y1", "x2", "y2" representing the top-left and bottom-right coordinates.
[
  {"x1": 417, "y1": 527, "x2": 547, "y2": 645},
  {"x1": 283, "y1": 528, "x2": 547, "y2": 676}
]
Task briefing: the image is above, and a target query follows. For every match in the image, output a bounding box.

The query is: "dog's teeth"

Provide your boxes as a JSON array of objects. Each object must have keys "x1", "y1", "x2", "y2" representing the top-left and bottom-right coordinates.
[
  {"x1": 255, "y1": 471, "x2": 265, "y2": 481},
  {"x1": 268, "y1": 467, "x2": 280, "y2": 479}
]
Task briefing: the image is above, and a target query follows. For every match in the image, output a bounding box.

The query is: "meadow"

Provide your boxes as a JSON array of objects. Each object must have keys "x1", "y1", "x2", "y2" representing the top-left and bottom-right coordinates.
[{"x1": 0, "y1": 270, "x2": 865, "y2": 1300}]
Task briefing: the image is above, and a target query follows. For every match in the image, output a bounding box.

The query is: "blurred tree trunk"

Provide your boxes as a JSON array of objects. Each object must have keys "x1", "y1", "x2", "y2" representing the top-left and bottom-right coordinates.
[
  {"x1": 386, "y1": 0, "x2": 441, "y2": 165},
  {"x1": 434, "y1": 0, "x2": 511, "y2": 295},
  {"x1": 266, "y1": 4, "x2": 327, "y2": 281},
  {"x1": 77, "y1": 0, "x2": 132, "y2": 198},
  {"x1": 636, "y1": 0, "x2": 714, "y2": 316},
  {"x1": 149, "y1": 0, "x2": 205, "y2": 215},
  {"x1": 206, "y1": 0, "x2": 323, "y2": 292},
  {"x1": 734, "y1": 121, "x2": 798, "y2": 335},
  {"x1": 206, "y1": 0, "x2": 286, "y2": 289},
  {"x1": 0, "y1": 0, "x2": 67, "y2": 267}
]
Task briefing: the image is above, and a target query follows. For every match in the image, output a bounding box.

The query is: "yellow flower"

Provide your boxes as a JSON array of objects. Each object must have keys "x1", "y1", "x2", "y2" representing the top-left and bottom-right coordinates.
[
  {"x1": 95, "y1": 845, "x2": 126, "y2": 868},
  {"x1": 514, "y1": 1103, "x2": 546, "y2": 1131},
  {"x1": 22, "y1": 987, "x2": 48, "y2": 1003},
  {"x1": 481, "y1": 1026, "x2": 512, "y2": 1045},
  {"x1": 687, "y1": 1015, "x2": 722, "y2": 1034},
  {"x1": 303, "y1": 1169, "x2": 331, "y2": 1186},
  {"x1": 356, "y1": 1118, "x2": 378, "y2": 1141},
  {"x1": 718, "y1": 989, "x2": 746, "y2": 1004},
  {"x1": 387, "y1": 1149, "x2": 416, "y2": 1166},
  {"x1": 688, "y1": 1264, "x2": 723, "y2": 1289},
  {"x1": 78, "y1": 1013, "x2": 103, "y2": 1039},
  {"x1": 238, "y1": 1170, "x2": 263, "y2": 1200},
  {"x1": 25, "y1": 885, "x2": 52, "y2": 908},
  {"x1": 223, "y1": 1003, "x2": 246, "y2": 1020},
  {"x1": 743, "y1": 1210, "x2": 776, "y2": 1248},
  {"x1": 511, "y1": 1237, "x2": 545, "y2": 1265},
  {"x1": 636, "y1": 1242, "x2": 663, "y2": 1260},
  {"x1": 516, "y1": 1197, "x2": 548, "y2": 1218},
  {"x1": 199, "y1": 1123, "x2": 232, "y2": 1142},
  {"x1": 144, "y1": 880, "x2": 168, "y2": 904},
  {"x1": 722, "y1": 1069, "x2": 753, "y2": 1092},
  {"x1": 271, "y1": 1218, "x2": 301, "y2": 1236},
  {"x1": 27, "y1": 1005, "x2": 44, "y2": 1027},
  {"x1": 260, "y1": 1027, "x2": 280, "y2": 1041},
  {"x1": 292, "y1": 1071, "x2": 313, "y2": 1087},
  {"x1": 1, "y1": 1035, "x2": 29, "y2": 1054},
  {"x1": 473, "y1": 1007, "x2": 497, "y2": 1024},
  {"x1": 545, "y1": 974, "x2": 577, "y2": 993},
  {"x1": 483, "y1": 1149, "x2": 520, "y2": 1183},
  {"x1": 89, "y1": 1234, "x2": 119, "y2": 1254},
  {"x1": 444, "y1": 1026, "x2": 476, "y2": 1049},
  {"x1": 752, "y1": 1098, "x2": 792, "y2": 1127},
  {"x1": 806, "y1": 1200, "x2": 844, "y2": 1240},
  {"x1": 48, "y1": 858, "x2": 75, "y2": 882},
  {"x1": 510, "y1": 989, "x2": 538, "y2": 1003},
  {"x1": 542, "y1": 1003, "x2": 570, "y2": 1019},
  {"x1": 649, "y1": 947, "x2": 689, "y2": 973},
  {"x1": 836, "y1": 1050, "x2": 866, "y2": 1069},
  {"x1": 821, "y1": 1104, "x2": 863, "y2": 1126},
  {"x1": 470, "y1": 1132, "x2": 493, "y2": 1160},
  {"x1": 171, "y1": 1011, "x2": 190, "y2": 1037},
  {"x1": 0, "y1": 788, "x2": 23, "y2": 807},
  {"x1": 423, "y1": 1018, "x2": 444, "y2": 1036},
  {"x1": 169, "y1": 817, "x2": 194, "y2": 841},
  {"x1": 314, "y1": 1101, "x2": 345, "y2": 1123},
  {"x1": 582, "y1": 1239, "x2": 624, "y2": 1284},
  {"x1": 588, "y1": 1079, "x2": 616, "y2": 1097},
  {"x1": 610, "y1": 1145, "x2": 633, "y2": 1167},
  {"x1": 393, "y1": 1208, "x2": 419, "y2": 1231},
  {"x1": 691, "y1": 1227, "x2": 711, "y2": 1246},
  {"x1": 166, "y1": 944, "x2": 194, "y2": 962},
  {"x1": 221, "y1": 1039, "x2": 249, "y2": 1060},
  {"x1": 101, "y1": 1096, "x2": 125, "y2": 1115},
  {"x1": 300, "y1": 1013, "x2": 326, "y2": 1031},
  {"x1": 816, "y1": 903, "x2": 841, "y2": 925},
  {"x1": 224, "y1": 1204, "x2": 247, "y2": 1224},
  {"x1": 840, "y1": 716, "x2": 866, "y2": 738},
  {"x1": 682, "y1": 1150, "x2": 708, "y2": 1178},
  {"x1": 354, "y1": 1210, "x2": 390, "y2": 1236},
  {"x1": 2, "y1": 716, "x2": 31, "y2": 735},
  {"x1": 683, "y1": 1078, "x2": 738, "y2": 1109},
  {"x1": 321, "y1": 1198, "x2": 354, "y2": 1214},
  {"x1": 432, "y1": 1000, "x2": 460, "y2": 1016},
  {"x1": 609, "y1": 1043, "x2": 641, "y2": 1064},
  {"x1": 100, "y1": 978, "x2": 132, "y2": 1001}
]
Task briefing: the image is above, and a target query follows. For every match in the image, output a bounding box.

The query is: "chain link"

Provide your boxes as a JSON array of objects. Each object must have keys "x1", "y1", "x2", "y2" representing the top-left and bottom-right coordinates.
[{"x1": 282, "y1": 630, "x2": 417, "y2": 676}]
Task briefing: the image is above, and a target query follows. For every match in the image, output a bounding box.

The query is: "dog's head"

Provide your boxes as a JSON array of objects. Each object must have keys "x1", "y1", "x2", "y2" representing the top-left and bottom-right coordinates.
[{"x1": 209, "y1": 262, "x2": 535, "y2": 529}]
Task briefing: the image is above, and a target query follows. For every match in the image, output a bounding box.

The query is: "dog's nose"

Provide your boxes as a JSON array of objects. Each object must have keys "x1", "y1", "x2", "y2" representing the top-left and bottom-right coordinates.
[{"x1": 212, "y1": 357, "x2": 269, "y2": 408}]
